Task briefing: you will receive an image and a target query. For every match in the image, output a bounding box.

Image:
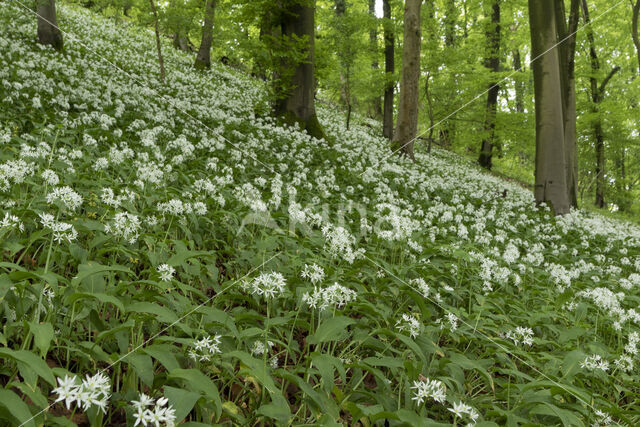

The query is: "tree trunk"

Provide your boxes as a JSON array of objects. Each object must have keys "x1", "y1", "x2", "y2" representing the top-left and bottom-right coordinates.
[
  {"x1": 633, "y1": 0, "x2": 640, "y2": 73},
  {"x1": 274, "y1": 0, "x2": 324, "y2": 140},
  {"x1": 382, "y1": 0, "x2": 395, "y2": 140},
  {"x1": 529, "y1": 0, "x2": 570, "y2": 215},
  {"x1": 556, "y1": 0, "x2": 580, "y2": 208},
  {"x1": 36, "y1": 0, "x2": 63, "y2": 51},
  {"x1": 513, "y1": 49, "x2": 524, "y2": 113},
  {"x1": 440, "y1": 0, "x2": 457, "y2": 147},
  {"x1": 478, "y1": 0, "x2": 501, "y2": 170},
  {"x1": 391, "y1": 0, "x2": 422, "y2": 160},
  {"x1": 195, "y1": 0, "x2": 216, "y2": 69},
  {"x1": 149, "y1": 0, "x2": 165, "y2": 84},
  {"x1": 369, "y1": 0, "x2": 382, "y2": 119}
]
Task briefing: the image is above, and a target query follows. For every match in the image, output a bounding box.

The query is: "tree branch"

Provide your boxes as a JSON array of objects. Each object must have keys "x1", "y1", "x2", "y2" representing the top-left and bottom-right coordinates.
[{"x1": 598, "y1": 66, "x2": 621, "y2": 96}]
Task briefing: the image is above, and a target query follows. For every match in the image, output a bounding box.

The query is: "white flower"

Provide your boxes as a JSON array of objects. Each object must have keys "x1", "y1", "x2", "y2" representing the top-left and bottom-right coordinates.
[
  {"x1": 51, "y1": 372, "x2": 111, "y2": 414},
  {"x1": 105, "y1": 212, "x2": 141, "y2": 243},
  {"x1": 46, "y1": 186, "x2": 83, "y2": 211},
  {"x1": 396, "y1": 313, "x2": 422, "y2": 339},
  {"x1": 411, "y1": 378, "x2": 446, "y2": 405},
  {"x1": 189, "y1": 335, "x2": 222, "y2": 362},
  {"x1": 243, "y1": 272, "x2": 287, "y2": 299},
  {"x1": 300, "y1": 263, "x2": 325, "y2": 284},
  {"x1": 157, "y1": 264, "x2": 175, "y2": 282},
  {"x1": 302, "y1": 282, "x2": 356, "y2": 311},
  {"x1": 251, "y1": 340, "x2": 274, "y2": 356},
  {"x1": 131, "y1": 393, "x2": 176, "y2": 427},
  {"x1": 581, "y1": 354, "x2": 609, "y2": 372},
  {"x1": 42, "y1": 169, "x2": 59, "y2": 186}
]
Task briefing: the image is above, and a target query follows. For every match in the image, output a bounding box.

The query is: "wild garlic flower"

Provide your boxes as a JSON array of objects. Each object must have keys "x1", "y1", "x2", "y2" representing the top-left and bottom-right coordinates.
[
  {"x1": 46, "y1": 186, "x2": 83, "y2": 211},
  {"x1": 243, "y1": 272, "x2": 287, "y2": 299},
  {"x1": 504, "y1": 326, "x2": 534, "y2": 347},
  {"x1": 614, "y1": 354, "x2": 634, "y2": 373},
  {"x1": 131, "y1": 393, "x2": 176, "y2": 427},
  {"x1": 52, "y1": 372, "x2": 111, "y2": 414},
  {"x1": 581, "y1": 354, "x2": 609, "y2": 372},
  {"x1": 41, "y1": 169, "x2": 59, "y2": 186},
  {"x1": 157, "y1": 264, "x2": 175, "y2": 282},
  {"x1": 105, "y1": 212, "x2": 141, "y2": 243},
  {"x1": 448, "y1": 401, "x2": 479, "y2": 424},
  {"x1": 410, "y1": 278, "x2": 430, "y2": 298},
  {"x1": 189, "y1": 335, "x2": 222, "y2": 362},
  {"x1": 38, "y1": 212, "x2": 78, "y2": 243},
  {"x1": 0, "y1": 212, "x2": 24, "y2": 232},
  {"x1": 300, "y1": 263, "x2": 325, "y2": 284},
  {"x1": 411, "y1": 378, "x2": 446, "y2": 405},
  {"x1": 396, "y1": 313, "x2": 422, "y2": 338},
  {"x1": 437, "y1": 313, "x2": 459, "y2": 332},
  {"x1": 321, "y1": 224, "x2": 365, "y2": 264},
  {"x1": 251, "y1": 340, "x2": 275, "y2": 356},
  {"x1": 302, "y1": 283, "x2": 357, "y2": 311},
  {"x1": 592, "y1": 409, "x2": 613, "y2": 426}
]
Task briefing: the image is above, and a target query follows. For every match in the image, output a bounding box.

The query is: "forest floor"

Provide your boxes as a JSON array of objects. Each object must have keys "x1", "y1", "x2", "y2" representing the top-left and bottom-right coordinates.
[{"x1": 0, "y1": 2, "x2": 639, "y2": 426}]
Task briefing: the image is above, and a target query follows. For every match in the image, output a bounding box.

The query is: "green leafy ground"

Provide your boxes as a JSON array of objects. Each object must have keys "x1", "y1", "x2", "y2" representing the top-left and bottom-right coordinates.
[{"x1": 0, "y1": 2, "x2": 639, "y2": 426}]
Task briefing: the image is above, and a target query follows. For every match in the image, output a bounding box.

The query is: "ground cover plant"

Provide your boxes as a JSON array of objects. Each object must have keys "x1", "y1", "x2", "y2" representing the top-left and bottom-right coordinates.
[{"x1": 1, "y1": 2, "x2": 640, "y2": 426}]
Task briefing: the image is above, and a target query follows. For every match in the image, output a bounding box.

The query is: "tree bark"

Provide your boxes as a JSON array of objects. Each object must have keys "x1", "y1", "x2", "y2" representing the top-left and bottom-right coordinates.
[
  {"x1": 173, "y1": 32, "x2": 191, "y2": 52},
  {"x1": 274, "y1": 0, "x2": 324, "y2": 139},
  {"x1": 391, "y1": 0, "x2": 422, "y2": 160},
  {"x1": 195, "y1": 0, "x2": 216, "y2": 69},
  {"x1": 513, "y1": 49, "x2": 524, "y2": 113},
  {"x1": 633, "y1": 0, "x2": 640, "y2": 73},
  {"x1": 439, "y1": 0, "x2": 457, "y2": 147},
  {"x1": 149, "y1": 0, "x2": 165, "y2": 84},
  {"x1": 478, "y1": 0, "x2": 501, "y2": 170},
  {"x1": 529, "y1": 0, "x2": 570, "y2": 215},
  {"x1": 369, "y1": 0, "x2": 382, "y2": 119},
  {"x1": 37, "y1": 0, "x2": 64, "y2": 51},
  {"x1": 382, "y1": 0, "x2": 395, "y2": 140}
]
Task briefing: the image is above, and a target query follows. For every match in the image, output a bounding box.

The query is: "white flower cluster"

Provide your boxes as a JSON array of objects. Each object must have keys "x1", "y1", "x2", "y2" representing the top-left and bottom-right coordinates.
[
  {"x1": 410, "y1": 277, "x2": 430, "y2": 298},
  {"x1": 105, "y1": 212, "x2": 141, "y2": 243},
  {"x1": 46, "y1": 186, "x2": 83, "y2": 211},
  {"x1": 504, "y1": 326, "x2": 534, "y2": 347},
  {"x1": 189, "y1": 335, "x2": 222, "y2": 362},
  {"x1": 0, "y1": 212, "x2": 24, "y2": 232},
  {"x1": 39, "y1": 212, "x2": 78, "y2": 243},
  {"x1": 302, "y1": 282, "x2": 357, "y2": 311},
  {"x1": 321, "y1": 224, "x2": 365, "y2": 264},
  {"x1": 52, "y1": 372, "x2": 111, "y2": 414},
  {"x1": 251, "y1": 340, "x2": 275, "y2": 356},
  {"x1": 131, "y1": 393, "x2": 176, "y2": 427},
  {"x1": 300, "y1": 263, "x2": 325, "y2": 284},
  {"x1": 448, "y1": 401, "x2": 480, "y2": 424},
  {"x1": 437, "y1": 312, "x2": 459, "y2": 332},
  {"x1": 410, "y1": 378, "x2": 446, "y2": 404},
  {"x1": 0, "y1": 159, "x2": 32, "y2": 191},
  {"x1": 396, "y1": 313, "x2": 422, "y2": 338},
  {"x1": 41, "y1": 169, "x2": 59, "y2": 186},
  {"x1": 243, "y1": 271, "x2": 287, "y2": 299},
  {"x1": 581, "y1": 354, "x2": 609, "y2": 372},
  {"x1": 157, "y1": 264, "x2": 175, "y2": 282}
]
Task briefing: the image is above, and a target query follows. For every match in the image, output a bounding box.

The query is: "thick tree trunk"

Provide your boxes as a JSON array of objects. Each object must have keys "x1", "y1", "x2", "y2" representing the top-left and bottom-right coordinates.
[
  {"x1": 478, "y1": 0, "x2": 501, "y2": 170},
  {"x1": 633, "y1": 0, "x2": 640, "y2": 73},
  {"x1": 513, "y1": 49, "x2": 524, "y2": 113},
  {"x1": 149, "y1": 0, "x2": 165, "y2": 84},
  {"x1": 274, "y1": 0, "x2": 324, "y2": 139},
  {"x1": 529, "y1": 0, "x2": 570, "y2": 215},
  {"x1": 173, "y1": 33, "x2": 191, "y2": 52},
  {"x1": 369, "y1": 0, "x2": 382, "y2": 119},
  {"x1": 37, "y1": 0, "x2": 63, "y2": 51},
  {"x1": 195, "y1": 0, "x2": 216, "y2": 69},
  {"x1": 391, "y1": 0, "x2": 422, "y2": 160},
  {"x1": 382, "y1": 0, "x2": 395, "y2": 140}
]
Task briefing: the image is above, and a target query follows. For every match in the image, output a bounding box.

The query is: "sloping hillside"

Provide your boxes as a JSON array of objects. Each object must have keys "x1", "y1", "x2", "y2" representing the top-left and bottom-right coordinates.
[{"x1": 1, "y1": 2, "x2": 639, "y2": 426}]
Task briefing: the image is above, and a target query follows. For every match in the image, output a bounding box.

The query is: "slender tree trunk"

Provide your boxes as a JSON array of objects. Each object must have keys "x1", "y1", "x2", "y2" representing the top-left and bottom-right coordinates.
[
  {"x1": 556, "y1": 0, "x2": 580, "y2": 208},
  {"x1": 513, "y1": 49, "x2": 524, "y2": 113},
  {"x1": 633, "y1": 0, "x2": 640, "y2": 73},
  {"x1": 274, "y1": 0, "x2": 324, "y2": 139},
  {"x1": 581, "y1": 0, "x2": 620, "y2": 209},
  {"x1": 195, "y1": 0, "x2": 216, "y2": 69},
  {"x1": 37, "y1": 0, "x2": 63, "y2": 51},
  {"x1": 382, "y1": 0, "x2": 395, "y2": 140},
  {"x1": 392, "y1": 0, "x2": 422, "y2": 160},
  {"x1": 369, "y1": 0, "x2": 382, "y2": 119},
  {"x1": 529, "y1": 0, "x2": 570, "y2": 215},
  {"x1": 440, "y1": 0, "x2": 457, "y2": 147},
  {"x1": 149, "y1": 0, "x2": 165, "y2": 84},
  {"x1": 425, "y1": 72, "x2": 435, "y2": 153},
  {"x1": 479, "y1": 0, "x2": 501, "y2": 169}
]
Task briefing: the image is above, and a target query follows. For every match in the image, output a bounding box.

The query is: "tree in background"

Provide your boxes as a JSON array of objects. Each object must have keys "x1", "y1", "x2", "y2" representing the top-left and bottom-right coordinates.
[
  {"x1": 194, "y1": 0, "x2": 216, "y2": 69},
  {"x1": 391, "y1": 0, "x2": 422, "y2": 159},
  {"x1": 382, "y1": 0, "x2": 395, "y2": 140},
  {"x1": 37, "y1": 0, "x2": 64, "y2": 51},
  {"x1": 478, "y1": 0, "x2": 501, "y2": 170},
  {"x1": 529, "y1": 0, "x2": 570, "y2": 214}
]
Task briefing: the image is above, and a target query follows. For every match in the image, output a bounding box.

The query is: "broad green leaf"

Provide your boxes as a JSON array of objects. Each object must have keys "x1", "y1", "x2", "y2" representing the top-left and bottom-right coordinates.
[
  {"x1": 65, "y1": 292, "x2": 125, "y2": 313},
  {"x1": 308, "y1": 316, "x2": 355, "y2": 345},
  {"x1": 0, "y1": 348, "x2": 55, "y2": 386},
  {"x1": 144, "y1": 344, "x2": 180, "y2": 372},
  {"x1": 27, "y1": 321, "x2": 54, "y2": 357},
  {"x1": 0, "y1": 389, "x2": 36, "y2": 427},
  {"x1": 126, "y1": 301, "x2": 178, "y2": 324},
  {"x1": 168, "y1": 369, "x2": 222, "y2": 421},
  {"x1": 71, "y1": 262, "x2": 132, "y2": 287},
  {"x1": 127, "y1": 353, "x2": 154, "y2": 386},
  {"x1": 164, "y1": 385, "x2": 201, "y2": 423}
]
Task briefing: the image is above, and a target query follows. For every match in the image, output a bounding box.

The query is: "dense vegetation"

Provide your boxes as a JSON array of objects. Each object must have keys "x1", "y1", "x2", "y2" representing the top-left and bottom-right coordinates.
[{"x1": 1, "y1": 1, "x2": 640, "y2": 426}]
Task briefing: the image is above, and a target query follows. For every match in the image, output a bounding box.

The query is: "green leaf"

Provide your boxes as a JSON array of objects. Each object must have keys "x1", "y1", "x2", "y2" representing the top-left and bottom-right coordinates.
[
  {"x1": 27, "y1": 321, "x2": 54, "y2": 357},
  {"x1": 126, "y1": 301, "x2": 178, "y2": 324},
  {"x1": 257, "y1": 402, "x2": 291, "y2": 423},
  {"x1": 0, "y1": 389, "x2": 36, "y2": 427},
  {"x1": 65, "y1": 292, "x2": 125, "y2": 313},
  {"x1": 0, "y1": 348, "x2": 55, "y2": 386},
  {"x1": 71, "y1": 262, "x2": 132, "y2": 287},
  {"x1": 164, "y1": 385, "x2": 201, "y2": 423},
  {"x1": 308, "y1": 316, "x2": 355, "y2": 345},
  {"x1": 561, "y1": 350, "x2": 586, "y2": 379},
  {"x1": 144, "y1": 344, "x2": 181, "y2": 372},
  {"x1": 127, "y1": 353, "x2": 154, "y2": 386},
  {"x1": 168, "y1": 369, "x2": 222, "y2": 421}
]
